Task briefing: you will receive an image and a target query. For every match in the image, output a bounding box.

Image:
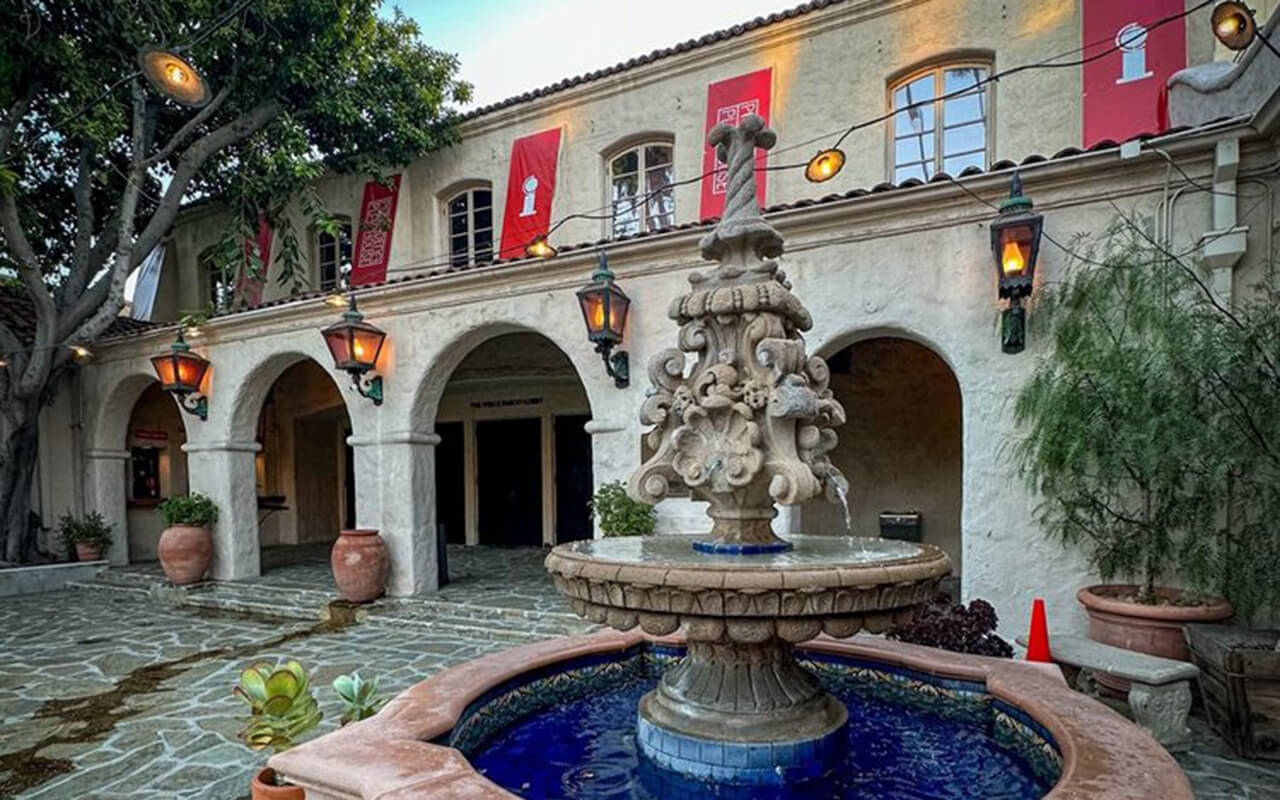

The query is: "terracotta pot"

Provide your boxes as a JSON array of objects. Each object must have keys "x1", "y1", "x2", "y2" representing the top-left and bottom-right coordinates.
[
  {"x1": 251, "y1": 767, "x2": 304, "y2": 800},
  {"x1": 158, "y1": 525, "x2": 212, "y2": 585},
  {"x1": 74, "y1": 542, "x2": 103, "y2": 561},
  {"x1": 331, "y1": 529, "x2": 388, "y2": 603},
  {"x1": 1078, "y1": 584, "x2": 1232, "y2": 692}
]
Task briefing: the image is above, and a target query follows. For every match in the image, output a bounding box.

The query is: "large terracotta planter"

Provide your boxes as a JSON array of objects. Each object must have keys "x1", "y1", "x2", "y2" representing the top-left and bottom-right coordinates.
[
  {"x1": 251, "y1": 767, "x2": 304, "y2": 800},
  {"x1": 331, "y1": 529, "x2": 388, "y2": 603},
  {"x1": 74, "y1": 542, "x2": 103, "y2": 561},
  {"x1": 1078, "y1": 584, "x2": 1232, "y2": 662},
  {"x1": 158, "y1": 525, "x2": 212, "y2": 585}
]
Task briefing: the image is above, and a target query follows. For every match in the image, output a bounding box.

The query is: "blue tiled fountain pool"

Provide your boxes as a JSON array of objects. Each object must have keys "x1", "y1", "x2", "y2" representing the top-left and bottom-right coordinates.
[{"x1": 448, "y1": 644, "x2": 1061, "y2": 800}]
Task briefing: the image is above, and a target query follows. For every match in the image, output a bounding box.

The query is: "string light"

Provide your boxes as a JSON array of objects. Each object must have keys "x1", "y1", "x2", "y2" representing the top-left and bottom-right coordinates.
[
  {"x1": 804, "y1": 148, "x2": 846, "y2": 183},
  {"x1": 525, "y1": 234, "x2": 558, "y2": 259},
  {"x1": 70, "y1": 345, "x2": 92, "y2": 360}
]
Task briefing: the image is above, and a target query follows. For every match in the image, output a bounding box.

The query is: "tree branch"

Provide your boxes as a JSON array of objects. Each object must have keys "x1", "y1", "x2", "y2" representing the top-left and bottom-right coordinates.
[
  {"x1": 143, "y1": 83, "x2": 233, "y2": 168},
  {"x1": 60, "y1": 142, "x2": 97, "y2": 304}
]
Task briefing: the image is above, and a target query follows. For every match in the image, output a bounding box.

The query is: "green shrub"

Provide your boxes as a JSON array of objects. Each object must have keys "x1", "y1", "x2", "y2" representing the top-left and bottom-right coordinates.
[
  {"x1": 233, "y1": 660, "x2": 322, "y2": 753},
  {"x1": 332, "y1": 671, "x2": 387, "y2": 725},
  {"x1": 156, "y1": 493, "x2": 219, "y2": 527},
  {"x1": 589, "y1": 481, "x2": 655, "y2": 537},
  {"x1": 57, "y1": 511, "x2": 113, "y2": 552}
]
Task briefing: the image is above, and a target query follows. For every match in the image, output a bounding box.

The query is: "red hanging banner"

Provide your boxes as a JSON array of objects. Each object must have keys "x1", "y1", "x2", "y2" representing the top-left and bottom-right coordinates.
[
  {"x1": 699, "y1": 68, "x2": 773, "y2": 220},
  {"x1": 349, "y1": 174, "x2": 402, "y2": 286},
  {"x1": 236, "y1": 214, "x2": 273, "y2": 308},
  {"x1": 1082, "y1": 0, "x2": 1185, "y2": 147},
  {"x1": 498, "y1": 128, "x2": 563, "y2": 259}
]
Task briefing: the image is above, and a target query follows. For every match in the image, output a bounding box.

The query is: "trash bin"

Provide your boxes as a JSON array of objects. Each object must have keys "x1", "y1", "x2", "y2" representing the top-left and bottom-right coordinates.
[{"x1": 879, "y1": 511, "x2": 922, "y2": 542}]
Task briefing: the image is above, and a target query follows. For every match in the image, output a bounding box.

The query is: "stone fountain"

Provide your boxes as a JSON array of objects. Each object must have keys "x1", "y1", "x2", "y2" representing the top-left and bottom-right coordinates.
[{"x1": 546, "y1": 115, "x2": 951, "y2": 785}]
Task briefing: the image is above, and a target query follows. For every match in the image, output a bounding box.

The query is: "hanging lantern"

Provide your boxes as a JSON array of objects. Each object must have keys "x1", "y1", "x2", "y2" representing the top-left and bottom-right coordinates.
[
  {"x1": 138, "y1": 47, "x2": 213, "y2": 107},
  {"x1": 989, "y1": 173, "x2": 1043, "y2": 354},
  {"x1": 804, "y1": 148, "x2": 846, "y2": 183},
  {"x1": 151, "y1": 330, "x2": 210, "y2": 419},
  {"x1": 576, "y1": 251, "x2": 630, "y2": 388},
  {"x1": 321, "y1": 293, "x2": 386, "y2": 404},
  {"x1": 1212, "y1": 2, "x2": 1257, "y2": 50}
]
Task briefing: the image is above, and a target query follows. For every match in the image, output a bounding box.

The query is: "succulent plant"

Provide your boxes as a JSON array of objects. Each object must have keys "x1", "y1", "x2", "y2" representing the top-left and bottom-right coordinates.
[
  {"x1": 332, "y1": 671, "x2": 387, "y2": 725},
  {"x1": 233, "y1": 660, "x2": 322, "y2": 752}
]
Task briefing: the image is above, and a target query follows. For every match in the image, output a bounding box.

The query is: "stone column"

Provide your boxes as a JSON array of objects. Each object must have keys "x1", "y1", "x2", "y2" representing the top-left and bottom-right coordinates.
[
  {"x1": 183, "y1": 440, "x2": 261, "y2": 580},
  {"x1": 352, "y1": 431, "x2": 440, "y2": 596},
  {"x1": 585, "y1": 418, "x2": 628, "y2": 538},
  {"x1": 84, "y1": 448, "x2": 130, "y2": 565}
]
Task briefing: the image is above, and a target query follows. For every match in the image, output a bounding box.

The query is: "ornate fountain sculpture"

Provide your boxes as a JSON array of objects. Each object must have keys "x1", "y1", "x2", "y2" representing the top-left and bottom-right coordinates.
[{"x1": 546, "y1": 116, "x2": 951, "y2": 786}]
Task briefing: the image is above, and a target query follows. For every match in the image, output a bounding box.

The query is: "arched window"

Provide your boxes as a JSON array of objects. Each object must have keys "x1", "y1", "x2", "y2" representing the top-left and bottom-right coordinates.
[
  {"x1": 607, "y1": 142, "x2": 674, "y2": 238},
  {"x1": 444, "y1": 185, "x2": 493, "y2": 267},
  {"x1": 314, "y1": 216, "x2": 353, "y2": 291},
  {"x1": 889, "y1": 62, "x2": 991, "y2": 182}
]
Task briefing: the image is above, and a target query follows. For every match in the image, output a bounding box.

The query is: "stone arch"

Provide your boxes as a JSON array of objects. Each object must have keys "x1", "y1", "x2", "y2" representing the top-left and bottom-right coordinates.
[
  {"x1": 411, "y1": 320, "x2": 597, "y2": 549},
  {"x1": 89, "y1": 370, "x2": 186, "y2": 453},
  {"x1": 807, "y1": 327, "x2": 965, "y2": 585}
]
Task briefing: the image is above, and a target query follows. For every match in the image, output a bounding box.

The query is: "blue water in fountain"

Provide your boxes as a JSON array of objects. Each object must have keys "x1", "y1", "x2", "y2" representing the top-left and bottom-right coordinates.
[{"x1": 470, "y1": 677, "x2": 1053, "y2": 800}]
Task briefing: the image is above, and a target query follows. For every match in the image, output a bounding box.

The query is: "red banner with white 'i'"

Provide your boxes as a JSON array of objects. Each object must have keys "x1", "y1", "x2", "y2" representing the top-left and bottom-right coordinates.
[
  {"x1": 349, "y1": 174, "x2": 402, "y2": 286},
  {"x1": 236, "y1": 214, "x2": 273, "y2": 308},
  {"x1": 1082, "y1": 0, "x2": 1186, "y2": 147},
  {"x1": 498, "y1": 128, "x2": 563, "y2": 259},
  {"x1": 699, "y1": 68, "x2": 773, "y2": 220}
]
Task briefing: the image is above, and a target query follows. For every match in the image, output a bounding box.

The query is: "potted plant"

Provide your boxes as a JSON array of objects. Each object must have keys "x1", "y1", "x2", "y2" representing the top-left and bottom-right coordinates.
[
  {"x1": 57, "y1": 511, "x2": 113, "y2": 561},
  {"x1": 589, "y1": 480, "x2": 656, "y2": 537},
  {"x1": 1015, "y1": 222, "x2": 1279, "y2": 675},
  {"x1": 331, "y1": 529, "x2": 389, "y2": 603},
  {"x1": 332, "y1": 671, "x2": 387, "y2": 725},
  {"x1": 156, "y1": 493, "x2": 218, "y2": 585},
  {"x1": 234, "y1": 659, "x2": 322, "y2": 799}
]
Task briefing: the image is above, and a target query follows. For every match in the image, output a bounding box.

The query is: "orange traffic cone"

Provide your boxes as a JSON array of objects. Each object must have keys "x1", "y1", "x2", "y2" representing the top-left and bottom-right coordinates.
[{"x1": 1025, "y1": 598, "x2": 1052, "y2": 663}]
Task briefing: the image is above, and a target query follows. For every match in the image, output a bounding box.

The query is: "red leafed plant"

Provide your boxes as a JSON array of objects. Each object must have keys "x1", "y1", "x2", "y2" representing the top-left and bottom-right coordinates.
[{"x1": 887, "y1": 595, "x2": 1013, "y2": 658}]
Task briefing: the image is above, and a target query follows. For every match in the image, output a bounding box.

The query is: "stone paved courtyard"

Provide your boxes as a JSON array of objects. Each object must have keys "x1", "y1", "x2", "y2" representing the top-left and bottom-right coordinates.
[{"x1": 0, "y1": 544, "x2": 1276, "y2": 799}]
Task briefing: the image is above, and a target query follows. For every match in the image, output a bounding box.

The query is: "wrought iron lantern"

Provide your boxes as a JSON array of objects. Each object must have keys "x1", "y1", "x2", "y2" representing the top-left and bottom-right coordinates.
[
  {"x1": 138, "y1": 47, "x2": 212, "y2": 108},
  {"x1": 576, "y1": 252, "x2": 630, "y2": 388},
  {"x1": 989, "y1": 173, "x2": 1043, "y2": 354},
  {"x1": 321, "y1": 293, "x2": 387, "y2": 405},
  {"x1": 151, "y1": 330, "x2": 210, "y2": 420},
  {"x1": 804, "y1": 148, "x2": 846, "y2": 183}
]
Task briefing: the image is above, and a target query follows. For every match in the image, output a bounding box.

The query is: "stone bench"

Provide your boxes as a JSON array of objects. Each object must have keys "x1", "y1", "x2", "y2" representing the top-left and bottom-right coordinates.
[{"x1": 1018, "y1": 633, "x2": 1199, "y2": 752}]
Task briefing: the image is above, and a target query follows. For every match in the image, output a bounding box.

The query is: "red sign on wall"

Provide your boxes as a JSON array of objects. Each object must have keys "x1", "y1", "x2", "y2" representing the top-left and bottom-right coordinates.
[
  {"x1": 699, "y1": 68, "x2": 773, "y2": 220},
  {"x1": 349, "y1": 174, "x2": 402, "y2": 286},
  {"x1": 235, "y1": 215, "x2": 273, "y2": 308},
  {"x1": 1082, "y1": 0, "x2": 1186, "y2": 147},
  {"x1": 498, "y1": 128, "x2": 563, "y2": 259}
]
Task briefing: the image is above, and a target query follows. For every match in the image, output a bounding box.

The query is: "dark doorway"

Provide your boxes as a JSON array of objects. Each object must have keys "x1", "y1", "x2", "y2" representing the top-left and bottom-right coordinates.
[
  {"x1": 555, "y1": 415, "x2": 593, "y2": 542},
  {"x1": 343, "y1": 428, "x2": 355, "y2": 529},
  {"x1": 477, "y1": 417, "x2": 542, "y2": 546},
  {"x1": 436, "y1": 421, "x2": 466, "y2": 545}
]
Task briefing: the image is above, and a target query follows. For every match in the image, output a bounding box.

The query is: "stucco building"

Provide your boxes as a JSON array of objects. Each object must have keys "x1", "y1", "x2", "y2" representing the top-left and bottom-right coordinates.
[{"x1": 29, "y1": 0, "x2": 1280, "y2": 637}]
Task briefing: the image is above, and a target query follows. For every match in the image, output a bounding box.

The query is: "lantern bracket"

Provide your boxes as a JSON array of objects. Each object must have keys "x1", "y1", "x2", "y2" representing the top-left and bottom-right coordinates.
[
  {"x1": 597, "y1": 341, "x2": 630, "y2": 389},
  {"x1": 177, "y1": 392, "x2": 209, "y2": 421},
  {"x1": 350, "y1": 371, "x2": 384, "y2": 405}
]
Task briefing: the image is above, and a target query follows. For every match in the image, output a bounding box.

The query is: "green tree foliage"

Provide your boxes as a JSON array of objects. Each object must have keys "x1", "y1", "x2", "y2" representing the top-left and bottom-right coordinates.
[
  {"x1": 589, "y1": 481, "x2": 656, "y2": 537},
  {"x1": 1014, "y1": 219, "x2": 1280, "y2": 619},
  {"x1": 0, "y1": 1, "x2": 470, "y2": 561}
]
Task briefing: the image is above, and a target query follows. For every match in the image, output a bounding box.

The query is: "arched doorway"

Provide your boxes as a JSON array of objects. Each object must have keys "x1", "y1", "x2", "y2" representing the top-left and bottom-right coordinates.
[
  {"x1": 432, "y1": 332, "x2": 593, "y2": 548},
  {"x1": 252, "y1": 359, "x2": 354, "y2": 572},
  {"x1": 808, "y1": 336, "x2": 963, "y2": 581},
  {"x1": 123, "y1": 382, "x2": 189, "y2": 561}
]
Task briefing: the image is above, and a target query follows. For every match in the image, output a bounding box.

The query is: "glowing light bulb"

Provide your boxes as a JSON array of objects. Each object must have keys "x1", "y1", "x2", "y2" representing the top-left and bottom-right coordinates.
[
  {"x1": 1001, "y1": 240, "x2": 1026, "y2": 276},
  {"x1": 165, "y1": 63, "x2": 188, "y2": 85},
  {"x1": 353, "y1": 340, "x2": 365, "y2": 360},
  {"x1": 70, "y1": 345, "x2": 92, "y2": 359},
  {"x1": 325, "y1": 293, "x2": 349, "y2": 308},
  {"x1": 525, "y1": 235, "x2": 557, "y2": 258},
  {"x1": 805, "y1": 148, "x2": 846, "y2": 183}
]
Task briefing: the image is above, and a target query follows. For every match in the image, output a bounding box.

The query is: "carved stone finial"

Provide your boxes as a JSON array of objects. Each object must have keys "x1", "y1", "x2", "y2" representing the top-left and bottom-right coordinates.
[{"x1": 630, "y1": 117, "x2": 848, "y2": 550}]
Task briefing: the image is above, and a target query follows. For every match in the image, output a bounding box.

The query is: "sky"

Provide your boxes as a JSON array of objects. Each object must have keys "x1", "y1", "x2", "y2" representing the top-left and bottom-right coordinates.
[{"x1": 390, "y1": 0, "x2": 795, "y2": 108}]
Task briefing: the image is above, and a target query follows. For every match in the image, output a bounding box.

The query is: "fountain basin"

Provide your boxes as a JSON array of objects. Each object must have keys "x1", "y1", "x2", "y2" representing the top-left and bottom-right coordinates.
[{"x1": 267, "y1": 630, "x2": 1195, "y2": 799}]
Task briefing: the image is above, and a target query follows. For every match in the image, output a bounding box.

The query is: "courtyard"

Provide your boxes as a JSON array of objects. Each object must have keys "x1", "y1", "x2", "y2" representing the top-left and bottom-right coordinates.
[{"x1": 0, "y1": 546, "x2": 1275, "y2": 799}]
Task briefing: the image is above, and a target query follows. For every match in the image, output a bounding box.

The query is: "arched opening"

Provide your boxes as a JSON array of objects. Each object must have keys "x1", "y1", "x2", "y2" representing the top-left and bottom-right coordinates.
[
  {"x1": 431, "y1": 331, "x2": 593, "y2": 548},
  {"x1": 124, "y1": 382, "x2": 189, "y2": 562},
  {"x1": 252, "y1": 359, "x2": 354, "y2": 572},
  {"x1": 807, "y1": 336, "x2": 964, "y2": 585}
]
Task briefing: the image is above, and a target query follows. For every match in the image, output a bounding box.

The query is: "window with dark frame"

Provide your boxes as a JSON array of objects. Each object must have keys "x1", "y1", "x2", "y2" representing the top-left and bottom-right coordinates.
[
  {"x1": 446, "y1": 187, "x2": 494, "y2": 268},
  {"x1": 316, "y1": 217, "x2": 353, "y2": 291},
  {"x1": 890, "y1": 65, "x2": 989, "y2": 183},
  {"x1": 201, "y1": 252, "x2": 232, "y2": 311},
  {"x1": 609, "y1": 143, "x2": 674, "y2": 238}
]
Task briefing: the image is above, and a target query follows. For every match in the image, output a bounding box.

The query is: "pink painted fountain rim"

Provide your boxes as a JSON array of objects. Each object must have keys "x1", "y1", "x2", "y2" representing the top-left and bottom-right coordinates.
[{"x1": 268, "y1": 630, "x2": 1194, "y2": 800}]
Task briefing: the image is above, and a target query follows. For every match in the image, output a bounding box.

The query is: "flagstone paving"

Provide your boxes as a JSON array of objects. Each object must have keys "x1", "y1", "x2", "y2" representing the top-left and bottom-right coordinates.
[{"x1": 0, "y1": 544, "x2": 1276, "y2": 799}]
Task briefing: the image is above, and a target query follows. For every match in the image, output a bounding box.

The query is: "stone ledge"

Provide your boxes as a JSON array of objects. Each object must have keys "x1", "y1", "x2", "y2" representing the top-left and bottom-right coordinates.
[{"x1": 0, "y1": 560, "x2": 108, "y2": 597}]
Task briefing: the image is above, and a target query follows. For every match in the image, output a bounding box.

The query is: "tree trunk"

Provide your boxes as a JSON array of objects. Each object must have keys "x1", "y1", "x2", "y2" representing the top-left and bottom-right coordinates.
[{"x1": 0, "y1": 397, "x2": 42, "y2": 563}]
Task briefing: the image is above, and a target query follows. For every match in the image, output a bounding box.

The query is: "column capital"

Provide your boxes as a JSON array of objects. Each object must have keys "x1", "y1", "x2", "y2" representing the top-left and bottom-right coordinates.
[
  {"x1": 182, "y1": 440, "x2": 262, "y2": 454},
  {"x1": 85, "y1": 448, "x2": 130, "y2": 460},
  {"x1": 584, "y1": 419, "x2": 627, "y2": 435},
  {"x1": 347, "y1": 431, "x2": 442, "y2": 447}
]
